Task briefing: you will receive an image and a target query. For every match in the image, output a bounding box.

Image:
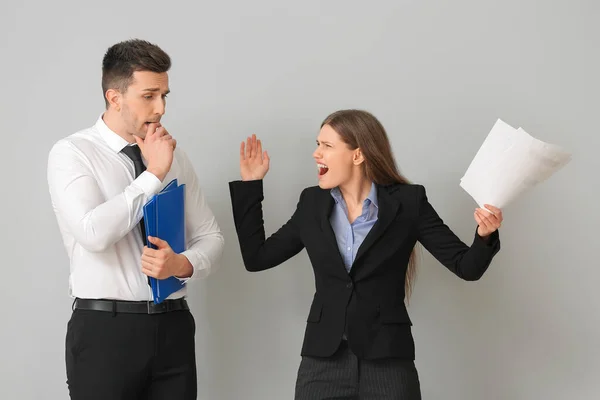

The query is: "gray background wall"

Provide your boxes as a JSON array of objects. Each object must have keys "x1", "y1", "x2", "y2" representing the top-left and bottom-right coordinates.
[{"x1": 1, "y1": 1, "x2": 597, "y2": 399}]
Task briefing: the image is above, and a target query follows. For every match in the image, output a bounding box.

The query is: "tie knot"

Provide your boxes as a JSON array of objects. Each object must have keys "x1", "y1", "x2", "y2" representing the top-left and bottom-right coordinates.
[{"x1": 122, "y1": 145, "x2": 143, "y2": 162}]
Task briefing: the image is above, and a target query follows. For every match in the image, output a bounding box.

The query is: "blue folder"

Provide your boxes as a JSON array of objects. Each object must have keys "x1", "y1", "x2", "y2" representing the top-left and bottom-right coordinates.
[{"x1": 143, "y1": 178, "x2": 187, "y2": 304}]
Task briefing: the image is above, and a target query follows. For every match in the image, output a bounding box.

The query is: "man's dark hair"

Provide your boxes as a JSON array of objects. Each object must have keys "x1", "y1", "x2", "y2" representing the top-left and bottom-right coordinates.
[{"x1": 101, "y1": 39, "x2": 171, "y2": 107}]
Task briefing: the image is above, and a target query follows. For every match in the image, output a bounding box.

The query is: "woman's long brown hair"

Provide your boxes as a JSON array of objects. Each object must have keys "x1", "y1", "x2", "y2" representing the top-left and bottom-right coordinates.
[{"x1": 321, "y1": 109, "x2": 419, "y2": 300}]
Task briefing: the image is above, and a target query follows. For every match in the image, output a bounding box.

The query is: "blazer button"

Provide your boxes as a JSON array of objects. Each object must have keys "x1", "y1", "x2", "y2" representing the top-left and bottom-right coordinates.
[{"x1": 346, "y1": 282, "x2": 353, "y2": 289}]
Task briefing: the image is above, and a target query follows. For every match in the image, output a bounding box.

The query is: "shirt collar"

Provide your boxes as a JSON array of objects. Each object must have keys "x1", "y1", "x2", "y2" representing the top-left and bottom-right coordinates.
[
  {"x1": 366, "y1": 182, "x2": 379, "y2": 208},
  {"x1": 330, "y1": 187, "x2": 343, "y2": 204},
  {"x1": 330, "y1": 182, "x2": 378, "y2": 208},
  {"x1": 95, "y1": 114, "x2": 131, "y2": 153}
]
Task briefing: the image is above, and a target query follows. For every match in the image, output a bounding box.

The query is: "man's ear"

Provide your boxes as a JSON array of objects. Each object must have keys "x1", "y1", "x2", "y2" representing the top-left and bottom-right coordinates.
[
  {"x1": 105, "y1": 89, "x2": 122, "y2": 112},
  {"x1": 353, "y1": 148, "x2": 365, "y2": 166}
]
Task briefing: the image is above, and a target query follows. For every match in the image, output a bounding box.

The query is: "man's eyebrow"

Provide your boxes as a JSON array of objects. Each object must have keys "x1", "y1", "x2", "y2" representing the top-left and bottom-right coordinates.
[{"x1": 142, "y1": 88, "x2": 170, "y2": 94}]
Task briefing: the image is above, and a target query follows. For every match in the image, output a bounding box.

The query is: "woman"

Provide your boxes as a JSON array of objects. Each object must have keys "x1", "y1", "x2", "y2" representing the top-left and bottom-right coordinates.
[{"x1": 228, "y1": 109, "x2": 502, "y2": 399}]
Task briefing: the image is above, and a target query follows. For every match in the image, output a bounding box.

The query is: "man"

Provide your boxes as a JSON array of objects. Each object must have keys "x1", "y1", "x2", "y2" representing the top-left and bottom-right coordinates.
[{"x1": 47, "y1": 39, "x2": 224, "y2": 400}]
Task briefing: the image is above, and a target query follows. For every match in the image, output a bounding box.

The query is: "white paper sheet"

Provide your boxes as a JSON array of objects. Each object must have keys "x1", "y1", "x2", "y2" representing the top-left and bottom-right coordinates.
[{"x1": 460, "y1": 119, "x2": 572, "y2": 209}]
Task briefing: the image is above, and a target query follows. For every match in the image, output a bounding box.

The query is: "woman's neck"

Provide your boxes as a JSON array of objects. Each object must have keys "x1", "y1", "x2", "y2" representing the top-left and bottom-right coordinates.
[{"x1": 339, "y1": 174, "x2": 373, "y2": 209}]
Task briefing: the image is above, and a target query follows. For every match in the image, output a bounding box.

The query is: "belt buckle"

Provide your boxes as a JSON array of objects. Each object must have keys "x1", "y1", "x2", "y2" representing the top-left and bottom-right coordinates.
[{"x1": 147, "y1": 300, "x2": 169, "y2": 314}]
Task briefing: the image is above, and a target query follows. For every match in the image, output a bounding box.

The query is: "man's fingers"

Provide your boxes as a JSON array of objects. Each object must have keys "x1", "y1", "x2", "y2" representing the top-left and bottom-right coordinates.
[
  {"x1": 152, "y1": 132, "x2": 176, "y2": 150},
  {"x1": 134, "y1": 135, "x2": 144, "y2": 148},
  {"x1": 142, "y1": 260, "x2": 154, "y2": 272},
  {"x1": 146, "y1": 122, "x2": 160, "y2": 138},
  {"x1": 142, "y1": 263, "x2": 169, "y2": 279},
  {"x1": 143, "y1": 245, "x2": 168, "y2": 260},
  {"x1": 142, "y1": 246, "x2": 160, "y2": 258},
  {"x1": 147, "y1": 236, "x2": 169, "y2": 249},
  {"x1": 155, "y1": 127, "x2": 170, "y2": 138},
  {"x1": 142, "y1": 253, "x2": 160, "y2": 264},
  {"x1": 142, "y1": 264, "x2": 157, "y2": 278},
  {"x1": 162, "y1": 136, "x2": 176, "y2": 149}
]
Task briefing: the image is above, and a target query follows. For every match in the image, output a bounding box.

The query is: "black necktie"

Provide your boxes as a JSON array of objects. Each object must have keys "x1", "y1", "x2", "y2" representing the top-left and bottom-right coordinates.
[{"x1": 121, "y1": 145, "x2": 148, "y2": 247}]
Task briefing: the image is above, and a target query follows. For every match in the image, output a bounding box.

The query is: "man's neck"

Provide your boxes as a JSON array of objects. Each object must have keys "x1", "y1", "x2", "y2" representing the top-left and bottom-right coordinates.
[{"x1": 103, "y1": 110, "x2": 135, "y2": 144}]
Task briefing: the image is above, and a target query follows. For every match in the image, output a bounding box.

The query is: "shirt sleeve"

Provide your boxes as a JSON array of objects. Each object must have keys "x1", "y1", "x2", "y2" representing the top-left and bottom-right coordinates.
[
  {"x1": 47, "y1": 139, "x2": 162, "y2": 252},
  {"x1": 174, "y1": 148, "x2": 225, "y2": 281}
]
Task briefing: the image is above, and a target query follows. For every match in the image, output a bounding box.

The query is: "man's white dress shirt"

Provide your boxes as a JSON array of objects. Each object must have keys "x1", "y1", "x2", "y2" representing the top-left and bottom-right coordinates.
[{"x1": 47, "y1": 115, "x2": 224, "y2": 301}]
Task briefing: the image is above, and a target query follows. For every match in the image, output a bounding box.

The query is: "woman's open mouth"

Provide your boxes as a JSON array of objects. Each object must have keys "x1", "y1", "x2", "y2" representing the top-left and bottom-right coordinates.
[{"x1": 317, "y1": 163, "x2": 329, "y2": 177}]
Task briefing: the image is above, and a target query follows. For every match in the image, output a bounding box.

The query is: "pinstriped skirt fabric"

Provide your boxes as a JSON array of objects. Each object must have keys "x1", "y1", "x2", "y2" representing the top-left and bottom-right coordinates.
[{"x1": 294, "y1": 341, "x2": 421, "y2": 400}]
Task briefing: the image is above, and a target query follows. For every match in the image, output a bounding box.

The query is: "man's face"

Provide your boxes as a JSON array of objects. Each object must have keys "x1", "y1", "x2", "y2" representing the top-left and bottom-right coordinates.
[{"x1": 119, "y1": 70, "x2": 169, "y2": 138}]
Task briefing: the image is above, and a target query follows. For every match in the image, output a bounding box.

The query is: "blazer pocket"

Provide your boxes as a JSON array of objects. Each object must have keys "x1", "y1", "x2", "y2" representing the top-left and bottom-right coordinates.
[
  {"x1": 379, "y1": 305, "x2": 412, "y2": 325},
  {"x1": 306, "y1": 300, "x2": 322, "y2": 323}
]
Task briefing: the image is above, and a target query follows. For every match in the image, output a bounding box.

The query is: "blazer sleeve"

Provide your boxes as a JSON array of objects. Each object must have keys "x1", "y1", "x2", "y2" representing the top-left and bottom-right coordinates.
[
  {"x1": 229, "y1": 179, "x2": 305, "y2": 272},
  {"x1": 415, "y1": 185, "x2": 500, "y2": 281}
]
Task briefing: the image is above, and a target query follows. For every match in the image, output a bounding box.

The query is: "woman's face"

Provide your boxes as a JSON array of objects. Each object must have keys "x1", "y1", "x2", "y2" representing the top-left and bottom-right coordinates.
[{"x1": 313, "y1": 124, "x2": 361, "y2": 189}]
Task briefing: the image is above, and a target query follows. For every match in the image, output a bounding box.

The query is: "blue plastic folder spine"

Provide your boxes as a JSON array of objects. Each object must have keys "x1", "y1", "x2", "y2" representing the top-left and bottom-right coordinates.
[
  {"x1": 144, "y1": 179, "x2": 177, "y2": 251},
  {"x1": 162, "y1": 178, "x2": 178, "y2": 192},
  {"x1": 155, "y1": 184, "x2": 186, "y2": 254},
  {"x1": 143, "y1": 198, "x2": 161, "y2": 302},
  {"x1": 143, "y1": 199, "x2": 157, "y2": 249},
  {"x1": 142, "y1": 179, "x2": 187, "y2": 304}
]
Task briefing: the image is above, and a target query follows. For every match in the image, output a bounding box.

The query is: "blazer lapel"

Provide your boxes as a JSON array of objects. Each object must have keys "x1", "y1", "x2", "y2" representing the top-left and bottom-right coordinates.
[
  {"x1": 318, "y1": 191, "x2": 349, "y2": 273},
  {"x1": 319, "y1": 193, "x2": 338, "y2": 251},
  {"x1": 353, "y1": 185, "x2": 402, "y2": 266}
]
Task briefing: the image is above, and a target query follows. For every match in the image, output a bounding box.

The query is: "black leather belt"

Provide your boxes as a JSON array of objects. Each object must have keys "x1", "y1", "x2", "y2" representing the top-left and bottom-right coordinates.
[{"x1": 73, "y1": 297, "x2": 189, "y2": 314}]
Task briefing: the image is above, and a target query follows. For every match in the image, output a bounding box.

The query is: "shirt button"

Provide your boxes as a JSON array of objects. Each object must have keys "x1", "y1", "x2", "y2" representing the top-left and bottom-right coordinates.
[
  {"x1": 347, "y1": 247, "x2": 351, "y2": 251},
  {"x1": 346, "y1": 282, "x2": 353, "y2": 289}
]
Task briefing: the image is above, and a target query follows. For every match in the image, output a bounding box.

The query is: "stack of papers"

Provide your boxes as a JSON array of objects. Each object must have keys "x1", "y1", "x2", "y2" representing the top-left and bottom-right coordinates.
[{"x1": 460, "y1": 118, "x2": 572, "y2": 209}]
